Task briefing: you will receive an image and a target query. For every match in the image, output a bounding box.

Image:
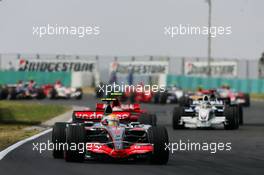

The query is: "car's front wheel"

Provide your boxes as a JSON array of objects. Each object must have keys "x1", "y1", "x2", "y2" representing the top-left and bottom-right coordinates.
[
  {"x1": 172, "y1": 106, "x2": 185, "y2": 129},
  {"x1": 148, "y1": 126, "x2": 169, "y2": 165},
  {"x1": 138, "y1": 113, "x2": 157, "y2": 126},
  {"x1": 224, "y1": 106, "x2": 239, "y2": 130},
  {"x1": 64, "y1": 124, "x2": 86, "y2": 162},
  {"x1": 52, "y1": 122, "x2": 67, "y2": 159}
]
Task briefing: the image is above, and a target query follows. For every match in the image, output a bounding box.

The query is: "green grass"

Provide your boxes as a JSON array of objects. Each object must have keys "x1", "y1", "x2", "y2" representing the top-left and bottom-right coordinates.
[
  {"x1": 0, "y1": 101, "x2": 69, "y2": 125},
  {"x1": 0, "y1": 124, "x2": 39, "y2": 150},
  {"x1": 0, "y1": 101, "x2": 70, "y2": 150},
  {"x1": 250, "y1": 93, "x2": 264, "y2": 100}
]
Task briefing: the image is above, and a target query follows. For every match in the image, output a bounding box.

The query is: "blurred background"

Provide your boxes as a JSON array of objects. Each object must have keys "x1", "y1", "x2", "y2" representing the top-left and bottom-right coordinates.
[{"x1": 0, "y1": 0, "x2": 264, "y2": 93}]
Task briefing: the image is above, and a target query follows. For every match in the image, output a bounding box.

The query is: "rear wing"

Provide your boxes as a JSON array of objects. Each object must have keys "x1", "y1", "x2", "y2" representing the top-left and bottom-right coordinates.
[
  {"x1": 96, "y1": 103, "x2": 141, "y2": 111},
  {"x1": 72, "y1": 111, "x2": 131, "y2": 122}
]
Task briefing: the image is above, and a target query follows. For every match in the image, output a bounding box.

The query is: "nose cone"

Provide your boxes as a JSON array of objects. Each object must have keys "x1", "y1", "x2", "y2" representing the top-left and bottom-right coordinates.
[
  {"x1": 107, "y1": 127, "x2": 125, "y2": 150},
  {"x1": 199, "y1": 108, "x2": 210, "y2": 121}
]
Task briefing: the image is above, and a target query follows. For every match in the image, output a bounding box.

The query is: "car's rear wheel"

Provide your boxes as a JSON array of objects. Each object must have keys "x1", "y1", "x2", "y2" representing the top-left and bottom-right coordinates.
[
  {"x1": 179, "y1": 96, "x2": 190, "y2": 107},
  {"x1": 148, "y1": 126, "x2": 169, "y2": 165},
  {"x1": 52, "y1": 122, "x2": 67, "y2": 159},
  {"x1": 0, "y1": 87, "x2": 9, "y2": 99},
  {"x1": 36, "y1": 89, "x2": 45, "y2": 99},
  {"x1": 244, "y1": 94, "x2": 250, "y2": 107},
  {"x1": 8, "y1": 88, "x2": 17, "y2": 100},
  {"x1": 64, "y1": 124, "x2": 86, "y2": 162},
  {"x1": 238, "y1": 105, "x2": 243, "y2": 125},
  {"x1": 172, "y1": 106, "x2": 184, "y2": 129},
  {"x1": 138, "y1": 113, "x2": 157, "y2": 126},
  {"x1": 153, "y1": 92, "x2": 160, "y2": 104},
  {"x1": 160, "y1": 92, "x2": 167, "y2": 104},
  {"x1": 224, "y1": 106, "x2": 239, "y2": 130}
]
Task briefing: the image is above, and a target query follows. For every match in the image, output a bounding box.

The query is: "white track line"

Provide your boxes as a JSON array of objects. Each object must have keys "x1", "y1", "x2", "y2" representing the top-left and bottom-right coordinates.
[
  {"x1": 0, "y1": 117, "x2": 73, "y2": 160},
  {"x1": 0, "y1": 128, "x2": 52, "y2": 160}
]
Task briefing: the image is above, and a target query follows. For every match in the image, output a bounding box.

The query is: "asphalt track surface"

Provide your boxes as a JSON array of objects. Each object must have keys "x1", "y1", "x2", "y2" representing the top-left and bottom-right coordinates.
[{"x1": 0, "y1": 95, "x2": 264, "y2": 175}]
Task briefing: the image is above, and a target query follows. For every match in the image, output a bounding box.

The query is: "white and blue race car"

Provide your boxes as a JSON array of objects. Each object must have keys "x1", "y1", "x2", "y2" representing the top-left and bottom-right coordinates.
[{"x1": 172, "y1": 95, "x2": 240, "y2": 130}]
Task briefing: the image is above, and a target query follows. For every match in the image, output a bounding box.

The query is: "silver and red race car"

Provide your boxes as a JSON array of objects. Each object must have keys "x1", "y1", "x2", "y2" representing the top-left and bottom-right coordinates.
[{"x1": 52, "y1": 99, "x2": 169, "y2": 164}]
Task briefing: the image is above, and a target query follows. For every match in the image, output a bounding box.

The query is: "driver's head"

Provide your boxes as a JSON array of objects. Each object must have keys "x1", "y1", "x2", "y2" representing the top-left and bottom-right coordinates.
[{"x1": 101, "y1": 114, "x2": 119, "y2": 127}]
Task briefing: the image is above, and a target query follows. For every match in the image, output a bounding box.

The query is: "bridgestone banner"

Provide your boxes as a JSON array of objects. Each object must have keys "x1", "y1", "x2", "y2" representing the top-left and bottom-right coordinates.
[
  {"x1": 184, "y1": 61, "x2": 237, "y2": 77},
  {"x1": 18, "y1": 58, "x2": 96, "y2": 72},
  {"x1": 110, "y1": 61, "x2": 169, "y2": 75}
]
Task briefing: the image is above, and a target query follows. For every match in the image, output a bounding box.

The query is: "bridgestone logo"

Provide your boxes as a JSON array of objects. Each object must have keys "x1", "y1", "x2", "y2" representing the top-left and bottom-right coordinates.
[{"x1": 19, "y1": 59, "x2": 95, "y2": 72}]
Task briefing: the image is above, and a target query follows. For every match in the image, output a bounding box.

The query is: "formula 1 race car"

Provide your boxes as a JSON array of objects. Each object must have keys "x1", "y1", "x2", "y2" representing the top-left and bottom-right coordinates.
[
  {"x1": 52, "y1": 99, "x2": 169, "y2": 164},
  {"x1": 122, "y1": 90, "x2": 153, "y2": 103},
  {"x1": 42, "y1": 83, "x2": 83, "y2": 100},
  {"x1": 172, "y1": 95, "x2": 240, "y2": 130},
  {"x1": 7, "y1": 81, "x2": 46, "y2": 100},
  {"x1": 120, "y1": 84, "x2": 153, "y2": 103},
  {"x1": 153, "y1": 86, "x2": 184, "y2": 104},
  {"x1": 216, "y1": 86, "x2": 250, "y2": 107},
  {"x1": 95, "y1": 98, "x2": 157, "y2": 126}
]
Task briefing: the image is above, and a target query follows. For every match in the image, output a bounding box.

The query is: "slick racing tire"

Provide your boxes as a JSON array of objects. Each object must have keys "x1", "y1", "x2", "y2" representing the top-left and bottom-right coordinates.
[
  {"x1": 148, "y1": 126, "x2": 169, "y2": 165},
  {"x1": 48, "y1": 88, "x2": 57, "y2": 99},
  {"x1": 52, "y1": 122, "x2": 67, "y2": 159},
  {"x1": 0, "y1": 87, "x2": 9, "y2": 99},
  {"x1": 224, "y1": 98, "x2": 231, "y2": 105},
  {"x1": 8, "y1": 87, "x2": 17, "y2": 100},
  {"x1": 36, "y1": 89, "x2": 46, "y2": 99},
  {"x1": 64, "y1": 124, "x2": 86, "y2": 162},
  {"x1": 179, "y1": 96, "x2": 191, "y2": 107},
  {"x1": 153, "y1": 92, "x2": 160, "y2": 104},
  {"x1": 160, "y1": 92, "x2": 168, "y2": 104},
  {"x1": 138, "y1": 113, "x2": 157, "y2": 126},
  {"x1": 244, "y1": 93, "x2": 250, "y2": 107},
  {"x1": 224, "y1": 106, "x2": 239, "y2": 130},
  {"x1": 238, "y1": 105, "x2": 243, "y2": 125},
  {"x1": 172, "y1": 106, "x2": 185, "y2": 129},
  {"x1": 229, "y1": 104, "x2": 243, "y2": 125}
]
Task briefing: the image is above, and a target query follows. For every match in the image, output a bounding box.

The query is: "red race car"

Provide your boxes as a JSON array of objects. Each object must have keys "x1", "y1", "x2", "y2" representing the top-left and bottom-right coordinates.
[
  {"x1": 121, "y1": 84, "x2": 153, "y2": 103},
  {"x1": 75, "y1": 98, "x2": 157, "y2": 126},
  {"x1": 216, "y1": 86, "x2": 250, "y2": 107},
  {"x1": 42, "y1": 81, "x2": 83, "y2": 100},
  {"x1": 52, "y1": 99, "x2": 169, "y2": 164}
]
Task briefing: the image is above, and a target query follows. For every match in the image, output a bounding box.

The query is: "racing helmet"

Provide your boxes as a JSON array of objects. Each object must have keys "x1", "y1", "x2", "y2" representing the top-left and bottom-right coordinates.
[{"x1": 101, "y1": 114, "x2": 120, "y2": 127}]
